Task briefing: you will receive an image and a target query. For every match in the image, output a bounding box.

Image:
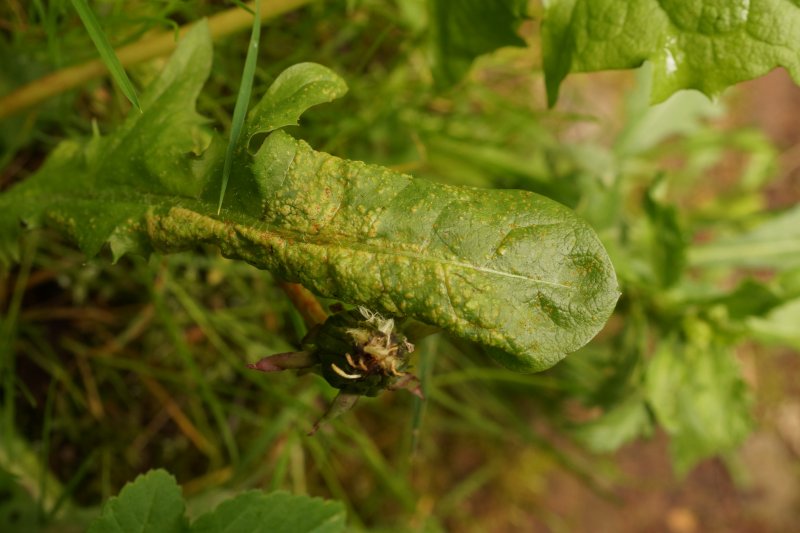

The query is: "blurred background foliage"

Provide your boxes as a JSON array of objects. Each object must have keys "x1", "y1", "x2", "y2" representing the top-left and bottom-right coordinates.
[{"x1": 1, "y1": 1, "x2": 799, "y2": 531}]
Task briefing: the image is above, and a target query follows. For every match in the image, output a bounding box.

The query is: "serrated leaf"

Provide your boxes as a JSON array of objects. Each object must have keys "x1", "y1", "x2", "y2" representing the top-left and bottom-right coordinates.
[
  {"x1": 0, "y1": 20, "x2": 213, "y2": 263},
  {"x1": 543, "y1": 0, "x2": 800, "y2": 106},
  {"x1": 428, "y1": 0, "x2": 528, "y2": 87},
  {"x1": 190, "y1": 490, "x2": 346, "y2": 533},
  {"x1": 0, "y1": 24, "x2": 619, "y2": 373},
  {"x1": 87, "y1": 470, "x2": 187, "y2": 533},
  {"x1": 645, "y1": 338, "x2": 751, "y2": 475}
]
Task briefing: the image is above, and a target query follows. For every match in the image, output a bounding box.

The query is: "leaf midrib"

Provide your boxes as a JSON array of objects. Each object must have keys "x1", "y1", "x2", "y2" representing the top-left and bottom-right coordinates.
[{"x1": 19, "y1": 188, "x2": 579, "y2": 292}]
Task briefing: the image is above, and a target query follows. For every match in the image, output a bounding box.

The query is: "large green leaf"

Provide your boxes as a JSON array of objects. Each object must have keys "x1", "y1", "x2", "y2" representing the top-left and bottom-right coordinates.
[
  {"x1": 87, "y1": 470, "x2": 187, "y2": 533},
  {"x1": 543, "y1": 0, "x2": 800, "y2": 106},
  {"x1": 0, "y1": 19, "x2": 619, "y2": 373},
  {"x1": 238, "y1": 130, "x2": 619, "y2": 372}
]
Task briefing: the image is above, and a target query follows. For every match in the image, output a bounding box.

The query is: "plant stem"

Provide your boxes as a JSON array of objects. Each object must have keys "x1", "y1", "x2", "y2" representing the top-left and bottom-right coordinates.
[
  {"x1": 0, "y1": 0, "x2": 315, "y2": 119},
  {"x1": 279, "y1": 282, "x2": 329, "y2": 328}
]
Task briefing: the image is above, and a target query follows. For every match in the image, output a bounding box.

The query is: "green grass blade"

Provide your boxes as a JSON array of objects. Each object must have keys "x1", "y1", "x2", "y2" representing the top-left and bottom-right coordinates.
[
  {"x1": 70, "y1": 0, "x2": 141, "y2": 111},
  {"x1": 0, "y1": 236, "x2": 37, "y2": 459},
  {"x1": 409, "y1": 336, "x2": 437, "y2": 462},
  {"x1": 217, "y1": 0, "x2": 261, "y2": 214},
  {"x1": 150, "y1": 271, "x2": 240, "y2": 466}
]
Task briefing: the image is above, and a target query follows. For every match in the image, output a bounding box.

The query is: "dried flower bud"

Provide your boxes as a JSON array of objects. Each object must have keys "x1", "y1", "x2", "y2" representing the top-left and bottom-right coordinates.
[
  {"x1": 249, "y1": 306, "x2": 422, "y2": 433},
  {"x1": 304, "y1": 307, "x2": 416, "y2": 397}
]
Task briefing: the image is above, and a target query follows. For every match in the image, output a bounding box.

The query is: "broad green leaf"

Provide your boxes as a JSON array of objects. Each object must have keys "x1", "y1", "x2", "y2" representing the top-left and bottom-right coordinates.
[
  {"x1": 645, "y1": 337, "x2": 751, "y2": 474},
  {"x1": 0, "y1": 23, "x2": 619, "y2": 373},
  {"x1": 190, "y1": 490, "x2": 346, "y2": 533},
  {"x1": 542, "y1": 0, "x2": 800, "y2": 106},
  {"x1": 689, "y1": 205, "x2": 800, "y2": 269},
  {"x1": 144, "y1": 129, "x2": 619, "y2": 372},
  {"x1": 428, "y1": 0, "x2": 528, "y2": 87},
  {"x1": 87, "y1": 470, "x2": 187, "y2": 533},
  {"x1": 255, "y1": 129, "x2": 619, "y2": 371}
]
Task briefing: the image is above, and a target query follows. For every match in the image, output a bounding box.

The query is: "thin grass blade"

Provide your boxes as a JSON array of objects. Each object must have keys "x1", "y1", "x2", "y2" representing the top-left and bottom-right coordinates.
[
  {"x1": 70, "y1": 0, "x2": 141, "y2": 111},
  {"x1": 217, "y1": 0, "x2": 261, "y2": 214}
]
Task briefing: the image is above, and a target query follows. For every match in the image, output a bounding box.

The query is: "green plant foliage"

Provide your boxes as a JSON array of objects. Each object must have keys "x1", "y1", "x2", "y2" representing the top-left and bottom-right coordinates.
[
  {"x1": 747, "y1": 297, "x2": 800, "y2": 349},
  {"x1": 0, "y1": 21, "x2": 214, "y2": 262},
  {"x1": 643, "y1": 179, "x2": 688, "y2": 289},
  {"x1": 191, "y1": 491, "x2": 346, "y2": 533},
  {"x1": 428, "y1": 0, "x2": 528, "y2": 87},
  {"x1": 0, "y1": 468, "x2": 40, "y2": 532},
  {"x1": 246, "y1": 130, "x2": 618, "y2": 372},
  {"x1": 542, "y1": 0, "x2": 800, "y2": 106},
  {"x1": 4, "y1": 2, "x2": 800, "y2": 527},
  {"x1": 544, "y1": 74, "x2": 774, "y2": 468},
  {"x1": 87, "y1": 469, "x2": 347, "y2": 533},
  {"x1": 87, "y1": 470, "x2": 187, "y2": 533},
  {"x1": 573, "y1": 396, "x2": 653, "y2": 453},
  {"x1": 244, "y1": 62, "x2": 348, "y2": 139},
  {"x1": 645, "y1": 334, "x2": 752, "y2": 475},
  {"x1": 711, "y1": 278, "x2": 783, "y2": 321},
  {"x1": 690, "y1": 204, "x2": 800, "y2": 269},
  {"x1": 0, "y1": 20, "x2": 620, "y2": 373}
]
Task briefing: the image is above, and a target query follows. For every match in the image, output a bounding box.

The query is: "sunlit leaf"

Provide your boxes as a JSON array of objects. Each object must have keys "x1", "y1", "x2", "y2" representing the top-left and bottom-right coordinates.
[{"x1": 543, "y1": 0, "x2": 800, "y2": 106}]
